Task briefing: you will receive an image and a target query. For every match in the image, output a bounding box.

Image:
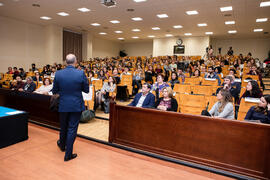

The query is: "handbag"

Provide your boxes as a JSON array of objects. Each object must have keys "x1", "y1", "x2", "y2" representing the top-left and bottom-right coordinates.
[
  {"x1": 80, "y1": 110, "x2": 95, "y2": 123},
  {"x1": 80, "y1": 101, "x2": 95, "y2": 123},
  {"x1": 50, "y1": 94, "x2": 59, "y2": 112}
]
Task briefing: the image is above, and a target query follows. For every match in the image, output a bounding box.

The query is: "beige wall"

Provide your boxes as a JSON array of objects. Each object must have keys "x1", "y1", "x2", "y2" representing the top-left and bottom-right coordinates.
[
  {"x1": 0, "y1": 16, "x2": 63, "y2": 73},
  {"x1": 153, "y1": 36, "x2": 210, "y2": 57},
  {"x1": 121, "y1": 41, "x2": 153, "y2": 57},
  {"x1": 0, "y1": 16, "x2": 46, "y2": 72},
  {"x1": 211, "y1": 38, "x2": 270, "y2": 61},
  {"x1": 92, "y1": 37, "x2": 121, "y2": 58}
]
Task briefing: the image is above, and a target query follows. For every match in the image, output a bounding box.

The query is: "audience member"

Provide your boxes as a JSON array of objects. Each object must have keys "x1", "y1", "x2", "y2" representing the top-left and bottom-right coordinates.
[
  {"x1": 155, "y1": 87, "x2": 178, "y2": 112},
  {"x1": 209, "y1": 89, "x2": 234, "y2": 119},
  {"x1": 21, "y1": 77, "x2": 36, "y2": 92},
  {"x1": 34, "y1": 78, "x2": 53, "y2": 95},
  {"x1": 245, "y1": 95, "x2": 270, "y2": 124},
  {"x1": 128, "y1": 83, "x2": 155, "y2": 108}
]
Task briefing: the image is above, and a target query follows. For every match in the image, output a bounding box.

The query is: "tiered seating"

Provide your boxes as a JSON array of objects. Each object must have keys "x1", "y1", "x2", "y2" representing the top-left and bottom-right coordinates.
[{"x1": 237, "y1": 98, "x2": 260, "y2": 121}]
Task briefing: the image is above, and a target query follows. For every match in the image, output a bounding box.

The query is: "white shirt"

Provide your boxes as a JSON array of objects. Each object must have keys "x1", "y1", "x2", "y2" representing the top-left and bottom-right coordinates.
[
  {"x1": 34, "y1": 84, "x2": 53, "y2": 95},
  {"x1": 136, "y1": 93, "x2": 148, "y2": 107},
  {"x1": 82, "y1": 85, "x2": 93, "y2": 101}
]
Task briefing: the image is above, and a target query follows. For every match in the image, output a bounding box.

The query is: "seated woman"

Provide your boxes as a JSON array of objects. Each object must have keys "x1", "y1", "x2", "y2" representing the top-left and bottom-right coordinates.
[
  {"x1": 168, "y1": 72, "x2": 180, "y2": 89},
  {"x1": 151, "y1": 74, "x2": 170, "y2": 99},
  {"x1": 34, "y1": 78, "x2": 53, "y2": 95},
  {"x1": 95, "y1": 76, "x2": 116, "y2": 113},
  {"x1": 155, "y1": 87, "x2": 178, "y2": 112},
  {"x1": 32, "y1": 72, "x2": 42, "y2": 82},
  {"x1": 244, "y1": 95, "x2": 270, "y2": 124},
  {"x1": 209, "y1": 89, "x2": 234, "y2": 119},
  {"x1": 239, "y1": 80, "x2": 262, "y2": 103}
]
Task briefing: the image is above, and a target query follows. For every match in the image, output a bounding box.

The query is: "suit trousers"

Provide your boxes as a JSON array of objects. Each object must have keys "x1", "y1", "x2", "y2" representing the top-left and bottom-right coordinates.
[{"x1": 59, "y1": 112, "x2": 81, "y2": 158}]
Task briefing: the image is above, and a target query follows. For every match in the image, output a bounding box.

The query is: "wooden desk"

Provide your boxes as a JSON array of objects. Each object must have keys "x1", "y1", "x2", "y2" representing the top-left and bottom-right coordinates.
[
  {"x1": 109, "y1": 103, "x2": 270, "y2": 179},
  {"x1": 0, "y1": 88, "x2": 59, "y2": 128}
]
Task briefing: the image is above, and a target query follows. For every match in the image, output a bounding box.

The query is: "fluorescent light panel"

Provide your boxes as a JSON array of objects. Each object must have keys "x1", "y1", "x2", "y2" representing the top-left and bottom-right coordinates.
[
  {"x1": 260, "y1": 1, "x2": 270, "y2": 7},
  {"x1": 57, "y1": 12, "x2": 69, "y2": 16},
  {"x1": 0, "y1": 2, "x2": 4, "y2": 6},
  {"x1": 132, "y1": 36, "x2": 139, "y2": 39},
  {"x1": 220, "y1": 6, "x2": 233, "y2": 12},
  {"x1": 157, "y1": 14, "x2": 168, "y2": 18},
  {"x1": 198, "y1": 23, "x2": 207, "y2": 27},
  {"x1": 186, "y1": 10, "x2": 198, "y2": 15},
  {"x1": 115, "y1": 31, "x2": 123, "y2": 33},
  {"x1": 40, "y1": 16, "x2": 51, "y2": 20},
  {"x1": 173, "y1": 25, "x2": 183, "y2": 29},
  {"x1": 148, "y1": 35, "x2": 155, "y2": 38},
  {"x1": 152, "y1": 27, "x2": 160, "y2": 30},
  {"x1": 185, "y1": 33, "x2": 192, "y2": 36},
  {"x1": 228, "y1": 30, "x2": 237, "y2": 34},
  {"x1": 256, "y1": 18, "x2": 268, "y2": 22},
  {"x1": 254, "y1": 29, "x2": 263, "y2": 32},
  {"x1": 165, "y1": 34, "x2": 173, "y2": 37},
  {"x1": 132, "y1": 29, "x2": 140, "y2": 32},
  {"x1": 78, "y1": 7, "x2": 90, "y2": 12},
  {"x1": 99, "y1": 32, "x2": 107, "y2": 35},
  {"x1": 205, "y1": 32, "x2": 213, "y2": 35},
  {"x1": 118, "y1": 38, "x2": 124, "y2": 40},
  {"x1": 110, "y1": 20, "x2": 120, "y2": 24},
  {"x1": 225, "y1": 21, "x2": 235, "y2": 25},
  {"x1": 133, "y1": 0, "x2": 147, "y2": 2},
  {"x1": 91, "y1": 23, "x2": 100, "y2": 26},
  {"x1": 132, "y1": 17, "x2": 143, "y2": 21}
]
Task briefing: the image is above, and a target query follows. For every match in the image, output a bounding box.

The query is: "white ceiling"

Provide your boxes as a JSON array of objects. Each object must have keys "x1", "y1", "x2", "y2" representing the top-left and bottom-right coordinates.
[{"x1": 0, "y1": 0, "x2": 270, "y2": 42}]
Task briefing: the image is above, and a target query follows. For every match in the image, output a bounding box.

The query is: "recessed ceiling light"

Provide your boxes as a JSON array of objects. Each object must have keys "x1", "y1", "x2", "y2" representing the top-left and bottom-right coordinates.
[
  {"x1": 110, "y1": 20, "x2": 120, "y2": 24},
  {"x1": 0, "y1": 2, "x2": 4, "y2": 6},
  {"x1": 220, "y1": 6, "x2": 233, "y2": 12},
  {"x1": 57, "y1": 12, "x2": 69, "y2": 16},
  {"x1": 152, "y1": 27, "x2": 160, "y2": 30},
  {"x1": 260, "y1": 1, "x2": 270, "y2": 7},
  {"x1": 132, "y1": 17, "x2": 143, "y2": 21},
  {"x1": 132, "y1": 29, "x2": 141, "y2": 32},
  {"x1": 118, "y1": 38, "x2": 124, "y2": 40},
  {"x1": 115, "y1": 31, "x2": 123, "y2": 33},
  {"x1": 186, "y1": 11, "x2": 198, "y2": 15},
  {"x1": 165, "y1": 34, "x2": 173, "y2": 37},
  {"x1": 205, "y1": 32, "x2": 213, "y2": 35},
  {"x1": 184, "y1": 33, "x2": 192, "y2": 36},
  {"x1": 256, "y1": 18, "x2": 268, "y2": 22},
  {"x1": 78, "y1": 7, "x2": 90, "y2": 12},
  {"x1": 157, "y1": 14, "x2": 168, "y2": 18},
  {"x1": 228, "y1": 30, "x2": 237, "y2": 34},
  {"x1": 173, "y1": 25, "x2": 183, "y2": 29},
  {"x1": 148, "y1": 35, "x2": 155, "y2": 38},
  {"x1": 40, "y1": 16, "x2": 51, "y2": 20},
  {"x1": 99, "y1": 32, "x2": 107, "y2": 35},
  {"x1": 254, "y1": 29, "x2": 263, "y2": 32},
  {"x1": 91, "y1": 23, "x2": 100, "y2": 26},
  {"x1": 225, "y1": 21, "x2": 235, "y2": 25},
  {"x1": 133, "y1": 0, "x2": 147, "y2": 2},
  {"x1": 198, "y1": 23, "x2": 207, "y2": 27},
  {"x1": 132, "y1": 36, "x2": 139, "y2": 39}
]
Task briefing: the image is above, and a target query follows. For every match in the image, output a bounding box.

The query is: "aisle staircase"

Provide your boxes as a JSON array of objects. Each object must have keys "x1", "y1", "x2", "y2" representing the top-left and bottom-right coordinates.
[{"x1": 263, "y1": 78, "x2": 270, "y2": 94}]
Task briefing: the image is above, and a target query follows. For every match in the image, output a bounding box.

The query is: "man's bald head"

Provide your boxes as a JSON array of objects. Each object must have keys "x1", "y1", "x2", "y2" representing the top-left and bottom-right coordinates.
[{"x1": 66, "y1": 54, "x2": 77, "y2": 65}]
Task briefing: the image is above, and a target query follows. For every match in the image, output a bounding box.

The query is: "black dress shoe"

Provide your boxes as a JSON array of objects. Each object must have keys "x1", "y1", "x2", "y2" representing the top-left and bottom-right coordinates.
[
  {"x1": 64, "y1": 153, "x2": 77, "y2": 161},
  {"x1": 57, "y1": 140, "x2": 65, "y2": 152}
]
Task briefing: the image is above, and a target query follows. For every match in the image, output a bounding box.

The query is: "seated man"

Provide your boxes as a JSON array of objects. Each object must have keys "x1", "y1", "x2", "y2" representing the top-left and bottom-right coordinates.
[
  {"x1": 204, "y1": 66, "x2": 221, "y2": 85},
  {"x1": 216, "y1": 75, "x2": 240, "y2": 103},
  {"x1": 21, "y1": 77, "x2": 36, "y2": 93},
  {"x1": 128, "y1": 83, "x2": 155, "y2": 108},
  {"x1": 10, "y1": 75, "x2": 24, "y2": 90}
]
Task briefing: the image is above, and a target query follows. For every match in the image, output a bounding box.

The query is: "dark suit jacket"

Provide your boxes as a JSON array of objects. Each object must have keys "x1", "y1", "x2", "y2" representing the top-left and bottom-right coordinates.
[
  {"x1": 128, "y1": 92, "x2": 155, "y2": 108},
  {"x1": 23, "y1": 82, "x2": 36, "y2": 93},
  {"x1": 52, "y1": 65, "x2": 89, "y2": 112}
]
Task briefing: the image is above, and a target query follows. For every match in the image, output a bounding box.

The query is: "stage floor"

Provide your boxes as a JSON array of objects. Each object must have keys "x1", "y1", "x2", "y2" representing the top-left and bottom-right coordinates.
[{"x1": 0, "y1": 123, "x2": 232, "y2": 180}]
